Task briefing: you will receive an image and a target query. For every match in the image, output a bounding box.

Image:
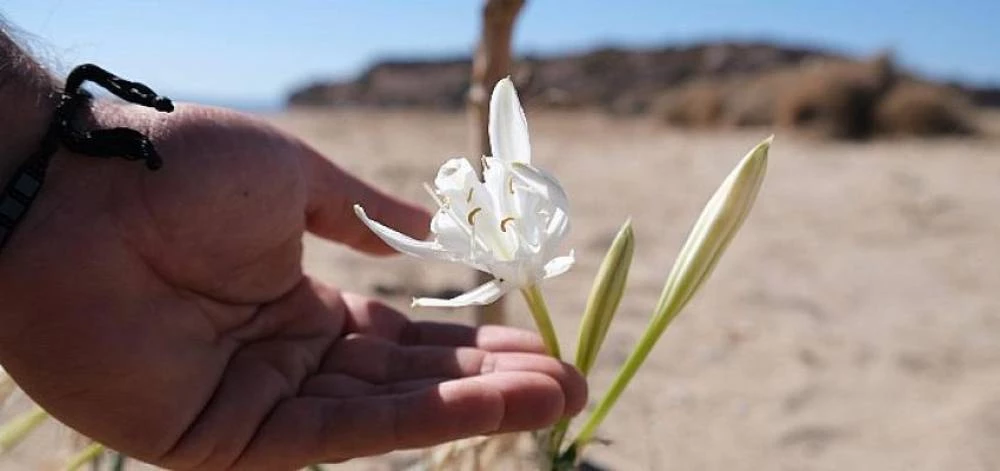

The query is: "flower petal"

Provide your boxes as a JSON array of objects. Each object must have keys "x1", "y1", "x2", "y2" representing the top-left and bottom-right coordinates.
[
  {"x1": 510, "y1": 162, "x2": 569, "y2": 213},
  {"x1": 412, "y1": 279, "x2": 509, "y2": 307},
  {"x1": 482, "y1": 156, "x2": 511, "y2": 210},
  {"x1": 429, "y1": 209, "x2": 494, "y2": 272},
  {"x1": 489, "y1": 77, "x2": 531, "y2": 164},
  {"x1": 430, "y1": 209, "x2": 472, "y2": 254},
  {"x1": 434, "y1": 158, "x2": 479, "y2": 194},
  {"x1": 545, "y1": 207, "x2": 570, "y2": 242},
  {"x1": 510, "y1": 162, "x2": 571, "y2": 252},
  {"x1": 543, "y1": 251, "x2": 575, "y2": 279},
  {"x1": 354, "y1": 205, "x2": 450, "y2": 261}
]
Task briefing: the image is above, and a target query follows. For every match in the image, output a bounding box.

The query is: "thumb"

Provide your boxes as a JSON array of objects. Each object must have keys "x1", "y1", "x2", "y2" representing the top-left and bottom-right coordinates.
[{"x1": 302, "y1": 146, "x2": 430, "y2": 255}]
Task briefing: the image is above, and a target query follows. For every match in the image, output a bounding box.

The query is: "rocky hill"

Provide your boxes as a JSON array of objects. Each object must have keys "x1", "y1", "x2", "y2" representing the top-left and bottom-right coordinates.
[
  {"x1": 287, "y1": 41, "x2": 998, "y2": 114},
  {"x1": 287, "y1": 42, "x2": 837, "y2": 111}
]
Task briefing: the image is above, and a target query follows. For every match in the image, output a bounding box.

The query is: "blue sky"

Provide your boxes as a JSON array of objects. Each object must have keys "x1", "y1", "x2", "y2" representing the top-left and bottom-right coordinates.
[{"x1": 3, "y1": 1, "x2": 997, "y2": 106}]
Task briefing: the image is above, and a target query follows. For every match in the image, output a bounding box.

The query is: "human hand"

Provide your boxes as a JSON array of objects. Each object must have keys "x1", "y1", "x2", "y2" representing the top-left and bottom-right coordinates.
[{"x1": 0, "y1": 103, "x2": 586, "y2": 470}]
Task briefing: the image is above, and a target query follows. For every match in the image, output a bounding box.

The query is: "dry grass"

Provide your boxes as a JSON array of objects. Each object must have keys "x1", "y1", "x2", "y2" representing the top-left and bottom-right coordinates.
[
  {"x1": 774, "y1": 57, "x2": 892, "y2": 140},
  {"x1": 654, "y1": 54, "x2": 980, "y2": 140},
  {"x1": 876, "y1": 82, "x2": 976, "y2": 136},
  {"x1": 653, "y1": 80, "x2": 727, "y2": 127}
]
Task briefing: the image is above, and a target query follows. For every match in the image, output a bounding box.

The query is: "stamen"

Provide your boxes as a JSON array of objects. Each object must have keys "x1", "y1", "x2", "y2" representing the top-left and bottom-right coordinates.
[
  {"x1": 467, "y1": 207, "x2": 483, "y2": 225},
  {"x1": 422, "y1": 182, "x2": 445, "y2": 208},
  {"x1": 469, "y1": 221, "x2": 478, "y2": 259},
  {"x1": 507, "y1": 175, "x2": 515, "y2": 194},
  {"x1": 500, "y1": 217, "x2": 515, "y2": 232},
  {"x1": 424, "y1": 182, "x2": 496, "y2": 256},
  {"x1": 466, "y1": 187, "x2": 474, "y2": 203}
]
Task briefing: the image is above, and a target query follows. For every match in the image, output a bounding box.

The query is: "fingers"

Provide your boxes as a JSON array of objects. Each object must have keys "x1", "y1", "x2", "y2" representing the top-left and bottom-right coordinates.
[
  {"x1": 318, "y1": 335, "x2": 582, "y2": 397},
  {"x1": 301, "y1": 146, "x2": 430, "y2": 255},
  {"x1": 221, "y1": 286, "x2": 587, "y2": 468},
  {"x1": 409, "y1": 323, "x2": 547, "y2": 353},
  {"x1": 341, "y1": 292, "x2": 546, "y2": 353},
  {"x1": 316, "y1": 334, "x2": 586, "y2": 423},
  {"x1": 299, "y1": 373, "x2": 445, "y2": 398},
  {"x1": 320, "y1": 335, "x2": 487, "y2": 383},
  {"x1": 233, "y1": 371, "x2": 582, "y2": 467}
]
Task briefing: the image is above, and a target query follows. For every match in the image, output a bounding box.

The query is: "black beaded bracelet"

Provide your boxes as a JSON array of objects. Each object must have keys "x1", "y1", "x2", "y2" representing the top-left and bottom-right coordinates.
[{"x1": 0, "y1": 64, "x2": 174, "y2": 251}]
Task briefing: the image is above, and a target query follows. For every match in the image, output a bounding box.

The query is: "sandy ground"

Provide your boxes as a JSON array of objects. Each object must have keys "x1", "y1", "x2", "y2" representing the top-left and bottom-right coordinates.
[
  {"x1": 285, "y1": 109, "x2": 1000, "y2": 471},
  {"x1": 4, "y1": 110, "x2": 1000, "y2": 470}
]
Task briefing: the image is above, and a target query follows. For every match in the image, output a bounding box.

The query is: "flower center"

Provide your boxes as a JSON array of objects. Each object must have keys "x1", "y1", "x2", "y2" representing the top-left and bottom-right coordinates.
[{"x1": 424, "y1": 182, "x2": 517, "y2": 262}]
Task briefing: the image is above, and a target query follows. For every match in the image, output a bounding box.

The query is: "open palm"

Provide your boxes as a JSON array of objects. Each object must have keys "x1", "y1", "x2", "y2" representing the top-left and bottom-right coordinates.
[{"x1": 0, "y1": 104, "x2": 585, "y2": 470}]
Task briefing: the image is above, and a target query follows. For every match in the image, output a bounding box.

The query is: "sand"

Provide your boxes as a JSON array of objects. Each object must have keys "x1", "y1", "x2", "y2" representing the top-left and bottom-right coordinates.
[
  {"x1": 283, "y1": 110, "x2": 1000, "y2": 471},
  {"x1": 4, "y1": 110, "x2": 1000, "y2": 470}
]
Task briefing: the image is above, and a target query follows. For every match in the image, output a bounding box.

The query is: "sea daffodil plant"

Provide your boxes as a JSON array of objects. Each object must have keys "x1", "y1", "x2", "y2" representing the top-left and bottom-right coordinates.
[
  {"x1": 355, "y1": 77, "x2": 770, "y2": 469},
  {"x1": 355, "y1": 78, "x2": 572, "y2": 356}
]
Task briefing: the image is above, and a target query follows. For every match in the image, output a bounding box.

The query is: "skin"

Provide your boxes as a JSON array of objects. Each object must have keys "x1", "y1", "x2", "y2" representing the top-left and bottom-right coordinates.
[{"x1": 0, "y1": 81, "x2": 586, "y2": 467}]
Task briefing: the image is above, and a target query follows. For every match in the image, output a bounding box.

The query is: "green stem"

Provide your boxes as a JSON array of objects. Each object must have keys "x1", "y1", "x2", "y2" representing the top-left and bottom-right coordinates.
[
  {"x1": 572, "y1": 319, "x2": 662, "y2": 450},
  {"x1": 111, "y1": 452, "x2": 126, "y2": 471},
  {"x1": 519, "y1": 285, "x2": 561, "y2": 360},
  {"x1": 63, "y1": 442, "x2": 104, "y2": 471},
  {"x1": 547, "y1": 418, "x2": 569, "y2": 458},
  {"x1": 0, "y1": 406, "x2": 48, "y2": 452}
]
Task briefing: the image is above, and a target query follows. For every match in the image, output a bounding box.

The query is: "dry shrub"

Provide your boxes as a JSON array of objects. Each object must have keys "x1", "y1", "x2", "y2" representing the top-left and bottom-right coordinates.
[
  {"x1": 775, "y1": 55, "x2": 895, "y2": 139},
  {"x1": 876, "y1": 82, "x2": 976, "y2": 136},
  {"x1": 655, "y1": 68, "x2": 803, "y2": 128},
  {"x1": 653, "y1": 52, "x2": 979, "y2": 140},
  {"x1": 722, "y1": 69, "x2": 799, "y2": 127},
  {"x1": 653, "y1": 80, "x2": 728, "y2": 127}
]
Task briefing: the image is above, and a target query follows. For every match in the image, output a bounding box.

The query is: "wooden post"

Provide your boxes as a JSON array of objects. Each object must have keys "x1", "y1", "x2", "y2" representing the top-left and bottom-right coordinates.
[{"x1": 468, "y1": 0, "x2": 525, "y2": 326}]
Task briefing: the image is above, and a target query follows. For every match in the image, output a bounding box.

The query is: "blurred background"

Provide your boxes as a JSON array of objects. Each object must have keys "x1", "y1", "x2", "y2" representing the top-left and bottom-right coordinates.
[
  {"x1": 2, "y1": 1, "x2": 1000, "y2": 470},
  {"x1": 4, "y1": 1, "x2": 999, "y2": 122}
]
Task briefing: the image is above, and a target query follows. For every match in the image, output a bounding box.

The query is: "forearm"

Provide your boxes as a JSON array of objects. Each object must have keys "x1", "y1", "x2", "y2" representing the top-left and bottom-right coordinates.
[{"x1": 0, "y1": 24, "x2": 58, "y2": 182}]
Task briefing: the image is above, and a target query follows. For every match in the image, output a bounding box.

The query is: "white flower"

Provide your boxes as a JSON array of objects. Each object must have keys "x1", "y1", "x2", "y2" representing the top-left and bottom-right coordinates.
[{"x1": 354, "y1": 78, "x2": 574, "y2": 307}]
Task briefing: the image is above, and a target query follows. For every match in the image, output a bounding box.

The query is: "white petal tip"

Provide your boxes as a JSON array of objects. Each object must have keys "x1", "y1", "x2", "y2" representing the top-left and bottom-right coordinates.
[
  {"x1": 491, "y1": 78, "x2": 519, "y2": 106},
  {"x1": 411, "y1": 297, "x2": 476, "y2": 309},
  {"x1": 411, "y1": 296, "x2": 497, "y2": 309},
  {"x1": 495, "y1": 76, "x2": 515, "y2": 90},
  {"x1": 543, "y1": 252, "x2": 576, "y2": 279},
  {"x1": 411, "y1": 280, "x2": 507, "y2": 308},
  {"x1": 489, "y1": 77, "x2": 531, "y2": 164}
]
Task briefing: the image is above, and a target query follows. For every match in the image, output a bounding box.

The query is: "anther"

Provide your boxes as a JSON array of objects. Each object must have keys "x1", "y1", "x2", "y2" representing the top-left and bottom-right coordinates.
[
  {"x1": 467, "y1": 207, "x2": 483, "y2": 225},
  {"x1": 500, "y1": 217, "x2": 515, "y2": 232}
]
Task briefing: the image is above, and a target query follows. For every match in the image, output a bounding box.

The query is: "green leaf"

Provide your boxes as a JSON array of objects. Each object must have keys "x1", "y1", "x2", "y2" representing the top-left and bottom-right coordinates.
[
  {"x1": 572, "y1": 136, "x2": 771, "y2": 449},
  {"x1": 63, "y1": 442, "x2": 104, "y2": 471},
  {"x1": 0, "y1": 406, "x2": 48, "y2": 453},
  {"x1": 574, "y1": 219, "x2": 634, "y2": 376}
]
